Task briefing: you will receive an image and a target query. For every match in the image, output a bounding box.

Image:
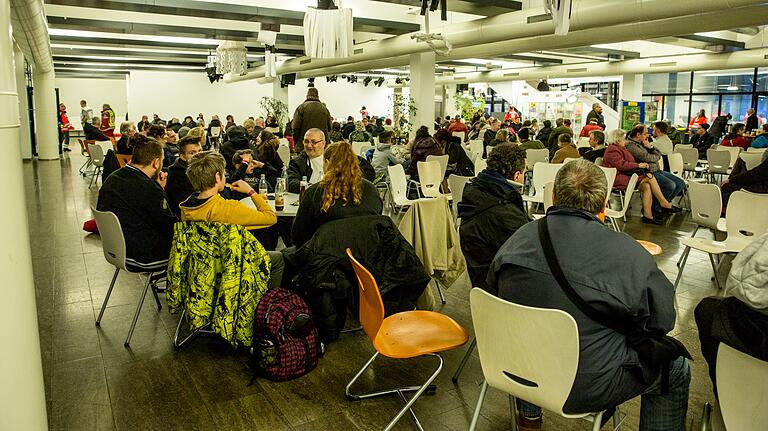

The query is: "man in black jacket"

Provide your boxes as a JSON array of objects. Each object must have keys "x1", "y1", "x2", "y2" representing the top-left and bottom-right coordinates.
[
  {"x1": 84, "y1": 116, "x2": 109, "y2": 141},
  {"x1": 219, "y1": 126, "x2": 256, "y2": 173},
  {"x1": 287, "y1": 128, "x2": 376, "y2": 193},
  {"x1": 341, "y1": 116, "x2": 356, "y2": 139},
  {"x1": 165, "y1": 135, "x2": 203, "y2": 216},
  {"x1": 458, "y1": 143, "x2": 530, "y2": 291},
  {"x1": 690, "y1": 123, "x2": 715, "y2": 159},
  {"x1": 96, "y1": 135, "x2": 177, "y2": 271}
]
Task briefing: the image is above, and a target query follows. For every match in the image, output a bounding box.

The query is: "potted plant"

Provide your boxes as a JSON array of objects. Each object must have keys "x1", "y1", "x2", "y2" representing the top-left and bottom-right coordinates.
[
  {"x1": 258, "y1": 96, "x2": 289, "y2": 131},
  {"x1": 390, "y1": 92, "x2": 418, "y2": 142}
]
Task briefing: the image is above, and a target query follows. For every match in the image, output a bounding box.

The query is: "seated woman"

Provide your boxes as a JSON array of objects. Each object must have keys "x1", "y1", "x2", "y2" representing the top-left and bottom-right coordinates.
[
  {"x1": 550, "y1": 134, "x2": 580, "y2": 163},
  {"x1": 720, "y1": 123, "x2": 750, "y2": 150},
  {"x1": 721, "y1": 151, "x2": 768, "y2": 210},
  {"x1": 407, "y1": 126, "x2": 444, "y2": 180},
  {"x1": 458, "y1": 143, "x2": 530, "y2": 292},
  {"x1": 489, "y1": 128, "x2": 512, "y2": 151},
  {"x1": 291, "y1": 142, "x2": 383, "y2": 247},
  {"x1": 253, "y1": 130, "x2": 285, "y2": 189},
  {"x1": 179, "y1": 151, "x2": 283, "y2": 289},
  {"x1": 602, "y1": 129, "x2": 678, "y2": 225}
]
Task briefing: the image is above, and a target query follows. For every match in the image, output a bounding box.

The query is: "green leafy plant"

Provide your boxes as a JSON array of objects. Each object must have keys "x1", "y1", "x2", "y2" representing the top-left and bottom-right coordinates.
[
  {"x1": 454, "y1": 93, "x2": 486, "y2": 121},
  {"x1": 258, "y1": 96, "x2": 289, "y2": 129},
  {"x1": 390, "y1": 92, "x2": 418, "y2": 139}
]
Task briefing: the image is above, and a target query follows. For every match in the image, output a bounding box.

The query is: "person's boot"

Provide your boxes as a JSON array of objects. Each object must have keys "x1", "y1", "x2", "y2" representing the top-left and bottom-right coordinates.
[{"x1": 516, "y1": 413, "x2": 542, "y2": 431}]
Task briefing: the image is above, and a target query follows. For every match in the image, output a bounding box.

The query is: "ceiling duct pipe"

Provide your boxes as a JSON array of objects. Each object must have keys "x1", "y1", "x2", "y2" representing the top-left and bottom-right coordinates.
[
  {"x1": 225, "y1": 0, "x2": 759, "y2": 83},
  {"x1": 294, "y1": 3, "x2": 768, "y2": 82},
  {"x1": 10, "y1": 0, "x2": 54, "y2": 74}
]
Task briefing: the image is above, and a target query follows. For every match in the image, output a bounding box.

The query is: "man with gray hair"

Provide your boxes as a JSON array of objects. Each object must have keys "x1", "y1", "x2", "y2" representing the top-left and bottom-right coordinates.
[{"x1": 487, "y1": 159, "x2": 690, "y2": 431}]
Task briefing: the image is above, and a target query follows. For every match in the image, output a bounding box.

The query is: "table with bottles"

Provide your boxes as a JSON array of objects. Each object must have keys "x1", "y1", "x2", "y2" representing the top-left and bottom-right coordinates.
[{"x1": 239, "y1": 192, "x2": 300, "y2": 216}]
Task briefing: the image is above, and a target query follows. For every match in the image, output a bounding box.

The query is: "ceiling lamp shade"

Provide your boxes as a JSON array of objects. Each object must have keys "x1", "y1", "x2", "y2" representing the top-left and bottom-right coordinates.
[
  {"x1": 303, "y1": 0, "x2": 353, "y2": 59},
  {"x1": 544, "y1": 0, "x2": 573, "y2": 36},
  {"x1": 216, "y1": 41, "x2": 248, "y2": 75}
]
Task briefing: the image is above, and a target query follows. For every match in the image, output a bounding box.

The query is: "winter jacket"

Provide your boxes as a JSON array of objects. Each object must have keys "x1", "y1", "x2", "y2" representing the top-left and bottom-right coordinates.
[
  {"x1": 116, "y1": 136, "x2": 131, "y2": 155},
  {"x1": 602, "y1": 144, "x2": 641, "y2": 189},
  {"x1": 536, "y1": 126, "x2": 553, "y2": 145},
  {"x1": 408, "y1": 136, "x2": 443, "y2": 179},
  {"x1": 220, "y1": 136, "x2": 257, "y2": 173},
  {"x1": 444, "y1": 138, "x2": 475, "y2": 177},
  {"x1": 167, "y1": 222, "x2": 271, "y2": 347},
  {"x1": 341, "y1": 122, "x2": 356, "y2": 139},
  {"x1": 750, "y1": 134, "x2": 768, "y2": 149},
  {"x1": 579, "y1": 124, "x2": 603, "y2": 137},
  {"x1": 458, "y1": 170, "x2": 530, "y2": 291},
  {"x1": 167, "y1": 122, "x2": 183, "y2": 133},
  {"x1": 726, "y1": 233, "x2": 768, "y2": 313},
  {"x1": 372, "y1": 142, "x2": 404, "y2": 180},
  {"x1": 84, "y1": 122, "x2": 109, "y2": 141},
  {"x1": 349, "y1": 130, "x2": 372, "y2": 143},
  {"x1": 625, "y1": 138, "x2": 662, "y2": 172},
  {"x1": 551, "y1": 143, "x2": 581, "y2": 164},
  {"x1": 691, "y1": 132, "x2": 715, "y2": 158},
  {"x1": 482, "y1": 129, "x2": 496, "y2": 158},
  {"x1": 286, "y1": 151, "x2": 376, "y2": 193},
  {"x1": 517, "y1": 140, "x2": 546, "y2": 151},
  {"x1": 283, "y1": 215, "x2": 430, "y2": 342},
  {"x1": 721, "y1": 136, "x2": 750, "y2": 150},
  {"x1": 488, "y1": 207, "x2": 676, "y2": 414},
  {"x1": 728, "y1": 156, "x2": 768, "y2": 192},
  {"x1": 180, "y1": 193, "x2": 276, "y2": 231},
  {"x1": 101, "y1": 150, "x2": 121, "y2": 183},
  {"x1": 291, "y1": 96, "x2": 332, "y2": 153},
  {"x1": 586, "y1": 110, "x2": 605, "y2": 128},
  {"x1": 291, "y1": 179, "x2": 383, "y2": 247},
  {"x1": 166, "y1": 158, "x2": 194, "y2": 217},
  {"x1": 547, "y1": 126, "x2": 574, "y2": 157}
]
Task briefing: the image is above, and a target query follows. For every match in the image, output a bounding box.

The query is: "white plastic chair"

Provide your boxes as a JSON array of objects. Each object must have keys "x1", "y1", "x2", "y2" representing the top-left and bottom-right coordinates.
[
  {"x1": 668, "y1": 152, "x2": 685, "y2": 178},
  {"x1": 675, "y1": 190, "x2": 768, "y2": 290},
  {"x1": 746, "y1": 147, "x2": 767, "y2": 154},
  {"x1": 359, "y1": 145, "x2": 375, "y2": 160},
  {"x1": 474, "y1": 157, "x2": 487, "y2": 174},
  {"x1": 372, "y1": 136, "x2": 379, "y2": 146},
  {"x1": 91, "y1": 206, "x2": 164, "y2": 346},
  {"x1": 452, "y1": 131, "x2": 465, "y2": 141},
  {"x1": 675, "y1": 143, "x2": 693, "y2": 151},
  {"x1": 468, "y1": 139, "x2": 484, "y2": 161},
  {"x1": 522, "y1": 162, "x2": 563, "y2": 210},
  {"x1": 576, "y1": 136, "x2": 591, "y2": 148},
  {"x1": 531, "y1": 181, "x2": 555, "y2": 220},
  {"x1": 707, "y1": 149, "x2": 731, "y2": 183},
  {"x1": 740, "y1": 152, "x2": 764, "y2": 171},
  {"x1": 722, "y1": 146, "x2": 742, "y2": 169},
  {"x1": 677, "y1": 147, "x2": 705, "y2": 178},
  {"x1": 701, "y1": 344, "x2": 768, "y2": 431},
  {"x1": 387, "y1": 164, "x2": 422, "y2": 218},
  {"x1": 604, "y1": 174, "x2": 639, "y2": 232},
  {"x1": 87, "y1": 143, "x2": 105, "y2": 188},
  {"x1": 563, "y1": 157, "x2": 580, "y2": 164},
  {"x1": 417, "y1": 160, "x2": 451, "y2": 199},
  {"x1": 448, "y1": 174, "x2": 471, "y2": 225},
  {"x1": 598, "y1": 166, "x2": 617, "y2": 196},
  {"x1": 277, "y1": 144, "x2": 290, "y2": 166},
  {"x1": 351, "y1": 141, "x2": 367, "y2": 157},
  {"x1": 468, "y1": 288, "x2": 622, "y2": 431},
  {"x1": 278, "y1": 138, "x2": 289, "y2": 147},
  {"x1": 525, "y1": 148, "x2": 549, "y2": 167},
  {"x1": 426, "y1": 154, "x2": 449, "y2": 182}
]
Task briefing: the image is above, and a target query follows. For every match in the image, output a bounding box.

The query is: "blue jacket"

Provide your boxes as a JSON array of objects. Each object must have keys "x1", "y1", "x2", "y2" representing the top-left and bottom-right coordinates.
[
  {"x1": 751, "y1": 134, "x2": 768, "y2": 149},
  {"x1": 487, "y1": 207, "x2": 676, "y2": 413}
]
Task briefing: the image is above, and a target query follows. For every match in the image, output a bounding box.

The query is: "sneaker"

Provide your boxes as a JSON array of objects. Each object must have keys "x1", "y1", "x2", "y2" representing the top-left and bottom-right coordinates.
[
  {"x1": 516, "y1": 414, "x2": 543, "y2": 431},
  {"x1": 642, "y1": 216, "x2": 663, "y2": 225}
]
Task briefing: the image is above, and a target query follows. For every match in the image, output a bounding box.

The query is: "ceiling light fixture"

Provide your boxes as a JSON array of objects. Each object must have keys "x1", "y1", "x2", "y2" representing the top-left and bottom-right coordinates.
[
  {"x1": 363, "y1": 76, "x2": 373, "y2": 87},
  {"x1": 374, "y1": 77, "x2": 385, "y2": 87}
]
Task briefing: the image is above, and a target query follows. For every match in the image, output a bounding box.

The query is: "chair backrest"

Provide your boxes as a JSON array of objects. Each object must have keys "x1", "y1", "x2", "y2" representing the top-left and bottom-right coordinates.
[
  {"x1": 576, "y1": 136, "x2": 590, "y2": 148},
  {"x1": 387, "y1": 164, "x2": 410, "y2": 205},
  {"x1": 346, "y1": 249, "x2": 385, "y2": 343},
  {"x1": 740, "y1": 152, "x2": 764, "y2": 171},
  {"x1": 359, "y1": 145, "x2": 374, "y2": 158},
  {"x1": 448, "y1": 174, "x2": 471, "y2": 223},
  {"x1": 90, "y1": 206, "x2": 127, "y2": 270},
  {"x1": 468, "y1": 139, "x2": 484, "y2": 160},
  {"x1": 278, "y1": 138, "x2": 290, "y2": 147},
  {"x1": 452, "y1": 131, "x2": 465, "y2": 140},
  {"x1": 611, "y1": 174, "x2": 639, "y2": 218},
  {"x1": 746, "y1": 147, "x2": 767, "y2": 154},
  {"x1": 470, "y1": 288, "x2": 581, "y2": 417},
  {"x1": 563, "y1": 157, "x2": 580, "y2": 164},
  {"x1": 598, "y1": 166, "x2": 617, "y2": 192},
  {"x1": 724, "y1": 191, "x2": 768, "y2": 249},
  {"x1": 116, "y1": 154, "x2": 132, "y2": 168},
  {"x1": 426, "y1": 154, "x2": 449, "y2": 179},
  {"x1": 88, "y1": 143, "x2": 105, "y2": 166},
  {"x1": 529, "y1": 162, "x2": 563, "y2": 200},
  {"x1": 717, "y1": 343, "x2": 768, "y2": 431},
  {"x1": 351, "y1": 141, "x2": 366, "y2": 157},
  {"x1": 707, "y1": 149, "x2": 730, "y2": 175},
  {"x1": 543, "y1": 181, "x2": 554, "y2": 212},
  {"x1": 723, "y1": 146, "x2": 742, "y2": 168},
  {"x1": 526, "y1": 148, "x2": 549, "y2": 167},
  {"x1": 264, "y1": 127, "x2": 280, "y2": 134},
  {"x1": 676, "y1": 147, "x2": 700, "y2": 171},
  {"x1": 372, "y1": 136, "x2": 379, "y2": 146},
  {"x1": 668, "y1": 152, "x2": 684, "y2": 177},
  {"x1": 594, "y1": 156, "x2": 604, "y2": 166},
  {"x1": 277, "y1": 144, "x2": 290, "y2": 166},
  {"x1": 675, "y1": 143, "x2": 693, "y2": 151},
  {"x1": 417, "y1": 160, "x2": 443, "y2": 198},
  {"x1": 210, "y1": 126, "x2": 221, "y2": 138},
  {"x1": 474, "y1": 157, "x2": 487, "y2": 174},
  {"x1": 688, "y1": 181, "x2": 723, "y2": 231}
]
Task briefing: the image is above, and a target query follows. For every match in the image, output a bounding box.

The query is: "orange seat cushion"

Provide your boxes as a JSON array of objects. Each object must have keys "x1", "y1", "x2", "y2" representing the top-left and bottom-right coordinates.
[{"x1": 373, "y1": 310, "x2": 468, "y2": 359}]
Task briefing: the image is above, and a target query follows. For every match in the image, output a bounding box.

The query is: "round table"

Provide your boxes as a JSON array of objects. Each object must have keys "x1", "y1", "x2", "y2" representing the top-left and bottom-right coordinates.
[
  {"x1": 239, "y1": 193, "x2": 300, "y2": 217},
  {"x1": 637, "y1": 240, "x2": 663, "y2": 256}
]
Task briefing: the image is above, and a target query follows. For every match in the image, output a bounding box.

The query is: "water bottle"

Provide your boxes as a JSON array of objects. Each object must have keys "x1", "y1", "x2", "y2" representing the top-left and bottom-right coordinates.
[
  {"x1": 299, "y1": 175, "x2": 308, "y2": 202},
  {"x1": 259, "y1": 174, "x2": 268, "y2": 200},
  {"x1": 275, "y1": 178, "x2": 285, "y2": 211}
]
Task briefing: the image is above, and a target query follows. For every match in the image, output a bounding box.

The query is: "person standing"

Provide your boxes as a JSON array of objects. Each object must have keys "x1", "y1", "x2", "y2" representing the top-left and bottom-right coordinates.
[
  {"x1": 58, "y1": 103, "x2": 74, "y2": 153},
  {"x1": 745, "y1": 108, "x2": 759, "y2": 132},
  {"x1": 80, "y1": 99, "x2": 93, "y2": 126},
  {"x1": 579, "y1": 118, "x2": 603, "y2": 137},
  {"x1": 585, "y1": 103, "x2": 605, "y2": 128},
  {"x1": 101, "y1": 104, "x2": 116, "y2": 137},
  {"x1": 291, "y1": 87, "x2": 332, "y2": 154}
]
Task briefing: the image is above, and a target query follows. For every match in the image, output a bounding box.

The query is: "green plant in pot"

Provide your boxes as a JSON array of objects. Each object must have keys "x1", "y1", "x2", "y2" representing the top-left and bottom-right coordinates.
[
  {"x1": 390, "y1": 92, "x2": 418, "y2": 141},
  {"x1": 258, "y1": 97, "x2": 289, "y2": 131}
]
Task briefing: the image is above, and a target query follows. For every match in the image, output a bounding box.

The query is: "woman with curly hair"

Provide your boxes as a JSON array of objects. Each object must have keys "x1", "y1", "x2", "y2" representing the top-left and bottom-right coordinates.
[{"x1": 291, "y1": 141, "x2": 383, "y2": 246}]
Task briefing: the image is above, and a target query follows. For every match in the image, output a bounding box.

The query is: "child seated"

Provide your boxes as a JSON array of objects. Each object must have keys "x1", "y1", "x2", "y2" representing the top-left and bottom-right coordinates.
[
  {"x1": 180, "y1": 151, "x2": 283, "y2": 288},
  {"x1": 229, "y1": 149, "x2": 264, "y2": 199}
]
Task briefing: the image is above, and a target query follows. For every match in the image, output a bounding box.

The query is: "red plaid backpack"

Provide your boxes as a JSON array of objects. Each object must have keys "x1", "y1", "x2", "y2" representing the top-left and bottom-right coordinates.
[{"x1": 251, "y1": 288, "x2": 322, "y2": 381}]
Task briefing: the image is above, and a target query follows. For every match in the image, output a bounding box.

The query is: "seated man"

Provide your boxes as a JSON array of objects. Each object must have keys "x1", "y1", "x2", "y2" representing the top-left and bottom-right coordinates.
[
  {"x1": 550, "y1": 134, "x2": 580, "y2": 164},
  {"x1": 458, "y1": 144, "x2": 530, "y2": 291},
  {"x1": 287, "y1": 128, "x2": 375, "y2": 193},
  {"x1": 179, "y1": 151, "x2": 283, "y2": 289},
  {"x1": 165, "y1": 135, "x2": 202, "y2": 217},
  {"x1": 84, "y1": 116, "x2": 109, "y2": 141},
  {"x1": 691, "y1": 123, "x2": 715, "y2": 159},
  {"x1": 487, "y1": 160, "x2": 690, "y2": 431},
  {"x1": 96, "y1": 135, "x2": 176, "y2": 272},
  {"x1": 579, "y1": 129, "x2": 606, "y2": 163}
]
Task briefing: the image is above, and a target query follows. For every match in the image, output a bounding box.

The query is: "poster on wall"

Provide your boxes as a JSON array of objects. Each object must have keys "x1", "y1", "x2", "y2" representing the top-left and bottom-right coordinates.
[
  {"x1": 645, "y1": 102, "x2": 658, "y2": 123},
  {"x1": 621, "y1": 101, "x2": 645, "y2": 130}
]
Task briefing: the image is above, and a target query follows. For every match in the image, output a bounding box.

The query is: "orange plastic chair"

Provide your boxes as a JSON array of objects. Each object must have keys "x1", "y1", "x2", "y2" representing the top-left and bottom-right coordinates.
[
  {"x1": 345, "y1": 249, "x2": 468, "y2": 431},
  {"x1": 116, "y1": 154, "x2": 132, "y2": 168}
]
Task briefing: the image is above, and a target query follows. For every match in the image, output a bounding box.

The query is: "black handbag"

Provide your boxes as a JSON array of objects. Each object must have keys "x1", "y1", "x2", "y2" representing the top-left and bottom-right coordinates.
[{"x1": 537, "y1": 217, "x2": 691, "y2": 393}]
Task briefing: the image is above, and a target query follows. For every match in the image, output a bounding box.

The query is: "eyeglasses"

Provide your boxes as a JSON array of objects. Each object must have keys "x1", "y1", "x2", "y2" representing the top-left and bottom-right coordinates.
[{"x1": 303, "y1": 139, "x2": 325, "y2": 146}]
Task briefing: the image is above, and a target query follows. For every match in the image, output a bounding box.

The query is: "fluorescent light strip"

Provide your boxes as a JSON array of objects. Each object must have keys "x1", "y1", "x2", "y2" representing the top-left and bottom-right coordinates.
[
  {"x1": 48, "y1": 28, "x2": 219, "y2": 45},
  {"x1": 54, "y1": 62, "x2": 201, "y2": 70},
  {"x1": 52, "y1": 43, "x2": 211, "y2": 56}
]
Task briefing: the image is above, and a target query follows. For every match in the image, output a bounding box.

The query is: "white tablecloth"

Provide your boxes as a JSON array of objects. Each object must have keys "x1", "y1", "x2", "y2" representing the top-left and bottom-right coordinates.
[{"x1": 239, "y1": 193, "x2": 300, "y2": 217}]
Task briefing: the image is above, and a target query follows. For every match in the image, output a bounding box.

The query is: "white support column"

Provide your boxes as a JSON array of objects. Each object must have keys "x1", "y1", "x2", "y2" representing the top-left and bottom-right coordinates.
[
  {"x1": 14, "y1": 45, "x2": 31, "y2": 159},
  {"x1": 444, "y1": 84, "x2": 457, "y2": 118},
  {"x1": 0, "y1": 0, "x2": 49, "y2": 429},
  {"x1": 32, "y1": 68, "x2": 58, "y2": 160},
  {"x1": 408, "y1": 51, "x2": 436, "y2": 138},
  {"x1": 620, "y1": 74, "x2": 644, "y2": 102},
  {"x1": 272, "y1": 78, "x2": 289, "y2": 111}
]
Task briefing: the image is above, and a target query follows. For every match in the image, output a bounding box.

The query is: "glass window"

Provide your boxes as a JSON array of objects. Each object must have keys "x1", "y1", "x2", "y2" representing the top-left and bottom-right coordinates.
[
  {"x1": 662, "y1": 95, "x2": 690, "y2": 127},
  {"x1": 721, "y1": 94, "x2": 753, "y2": 124},
  {"x1": 693, "y1": 68, "x2": 755, "y2": 93},
  {"x1": 757, "y1": 94, "x2": 768, "y2": 127},
  {"x1": 689, "y1": 95, "x2": 719, "y2": 124},
  {"x1": 758, "y1": 68, "x2": 767, "y2": 92},
  {"x1": 643, "y1": 72, "x2": 691, "y2": 94}
]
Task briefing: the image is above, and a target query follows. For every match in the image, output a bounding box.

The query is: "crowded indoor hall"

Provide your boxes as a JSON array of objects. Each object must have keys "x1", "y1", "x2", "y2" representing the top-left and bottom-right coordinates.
[{"x1": 3, "y1": 0, "x2": 768, "y2": 430}]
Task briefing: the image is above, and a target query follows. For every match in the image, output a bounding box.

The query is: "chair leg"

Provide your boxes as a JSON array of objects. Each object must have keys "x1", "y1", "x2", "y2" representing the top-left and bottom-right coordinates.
[
  {"x1": 468, "y1": 379, "x2": 488, "y2": 431},
  {"x1": 592, "y1": 411, "x2": 605, "y2": 431},
  {"x1": 434, "y1": 279, "x2": 447, "y2": 305},
  {"x1": 708, "y1": 253, "x2": 722, "y2": 290},
  {"x1": 149, "y1": 276, "x2": 162, "y2": 311},
  {"x1": 673, "y1": 246, "x2": 691, "y2": 292},
  {"x1": 95, "y1": 268, "x2": 119, "y2": 326},
  {"x1": 452, "y1": 337, "x2": 477, "y2": 383},
  {"x1": 383, "y1": 353, "x2": 443, "y2": 431},
  {"x1": 677, "y1": 227, "x2": 700, "y2": 267},
  {"x1": 701, "y1": 402, "x2": 712, "y2": 431},
  {"x1": 124, "y1": 274, "x2": 152, "y2": 346}
]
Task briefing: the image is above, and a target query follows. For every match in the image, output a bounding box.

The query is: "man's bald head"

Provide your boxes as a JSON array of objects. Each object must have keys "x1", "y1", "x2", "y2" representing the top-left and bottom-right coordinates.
[{"x1": 304, "y1": 128, "x2": 326, "y2": 157}]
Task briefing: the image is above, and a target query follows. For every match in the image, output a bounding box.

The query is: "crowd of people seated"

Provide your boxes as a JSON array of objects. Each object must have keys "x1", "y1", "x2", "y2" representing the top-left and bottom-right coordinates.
[{"x1": 85, "y1": 92, "x2": 768, "y2": 431}]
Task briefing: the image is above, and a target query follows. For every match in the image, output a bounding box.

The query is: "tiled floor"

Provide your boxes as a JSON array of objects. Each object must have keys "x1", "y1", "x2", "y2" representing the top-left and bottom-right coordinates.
[{"x1": 28, "y1": 153, "x2": 723, "y2": 430}]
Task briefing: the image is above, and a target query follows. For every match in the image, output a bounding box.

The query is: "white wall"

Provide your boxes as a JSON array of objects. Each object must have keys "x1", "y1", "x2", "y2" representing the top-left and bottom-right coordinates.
[
  {"x1": 288, "y1": 78, "x2": 394, "y2": 122},
  {"x1": 55, "y1": 77, "x2": 128, "y2": 130}
]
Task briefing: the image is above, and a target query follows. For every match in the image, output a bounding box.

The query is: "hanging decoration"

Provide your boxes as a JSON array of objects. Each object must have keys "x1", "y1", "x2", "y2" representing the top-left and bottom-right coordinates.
[
  {"x1": 258, "y1": 30, "x2": 278, "y2": 79},
  {"x1": 544, "y1": 0, "x2": 573, "y2": 36},
  {"x1": 216, "y1": 41, "x2": 248, "y2": 75},
  {"x1": 420, "y1": 0, "x2": 447, "y2": 21},
  {"x1": 303, "y1": 0, "x2": 353, "y2": 59},
  {"x1": 412, "y1": 1, "x2": 452, "y2": 56}
]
